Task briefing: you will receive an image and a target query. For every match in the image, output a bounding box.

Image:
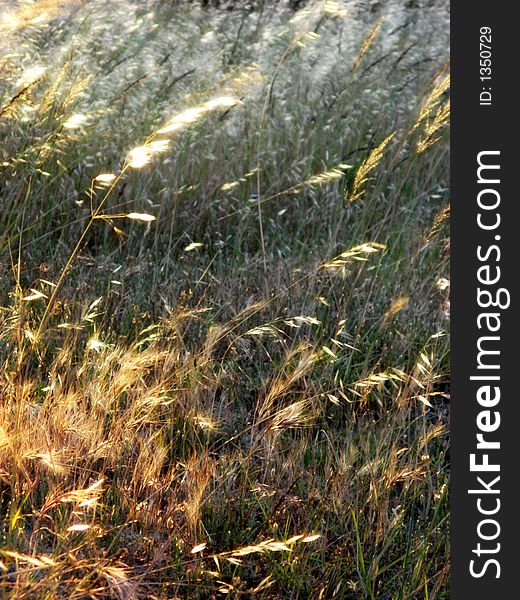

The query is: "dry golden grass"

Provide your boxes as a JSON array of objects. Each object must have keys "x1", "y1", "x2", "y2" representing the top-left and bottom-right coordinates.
[{"x1": 0, "y1": 0, "x2": 449, "y2": 597}]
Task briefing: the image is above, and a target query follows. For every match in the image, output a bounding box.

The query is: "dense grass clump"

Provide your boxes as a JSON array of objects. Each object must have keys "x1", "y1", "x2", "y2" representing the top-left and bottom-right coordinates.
[{"x1": 1, "y1": 1, "x2": 449, "y2": 597}]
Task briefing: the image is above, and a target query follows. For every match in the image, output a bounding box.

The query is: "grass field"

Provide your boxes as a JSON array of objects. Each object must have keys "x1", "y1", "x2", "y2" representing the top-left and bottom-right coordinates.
[{"x1": 0, "y1": 1, "x2": 450, "y2": 597}]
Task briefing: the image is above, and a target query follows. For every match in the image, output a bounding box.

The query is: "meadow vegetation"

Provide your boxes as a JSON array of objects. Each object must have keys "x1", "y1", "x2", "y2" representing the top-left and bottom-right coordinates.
[{"x1": 0, "y1": 0, "x2": 450, "y2": 597}]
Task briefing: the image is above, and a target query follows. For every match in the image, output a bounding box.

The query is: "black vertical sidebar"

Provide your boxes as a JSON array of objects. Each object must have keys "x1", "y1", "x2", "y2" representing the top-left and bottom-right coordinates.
[{"x1": 452, "y1": 2, "x2": 517, "y2": 597}]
